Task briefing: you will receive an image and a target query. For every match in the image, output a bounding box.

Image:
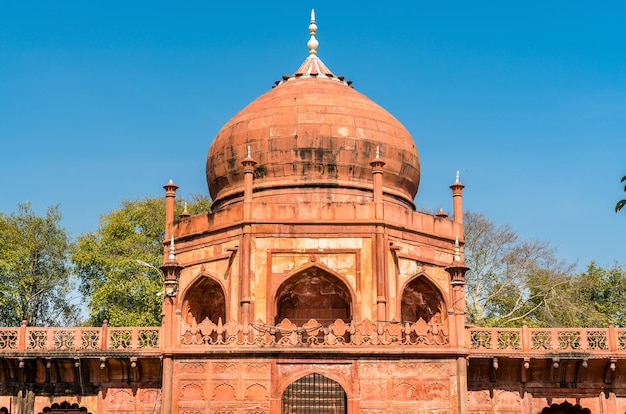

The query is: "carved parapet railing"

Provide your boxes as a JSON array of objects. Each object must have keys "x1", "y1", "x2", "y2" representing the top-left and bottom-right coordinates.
[
  {"x1": 180, "y1": 318, "x2": 449, "y2": 348},
  {"x1": 0, "y1": 324, "x2": 161, "y2": 354},
  {"x1": 468, "y1": 324, "x2": 626, "y2": 357}
]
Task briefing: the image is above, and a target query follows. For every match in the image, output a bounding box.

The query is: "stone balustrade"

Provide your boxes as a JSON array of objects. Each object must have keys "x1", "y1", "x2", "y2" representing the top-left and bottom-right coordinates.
[
  {"x1": 0, "y1": 321, "x2": 160, "y2": 353},
  {"x1": 180, "y1": 318, "x2": 449, "y2": 347},
  {"x1": 468, "y1": 322, "x2": 626, "y2": 356}
]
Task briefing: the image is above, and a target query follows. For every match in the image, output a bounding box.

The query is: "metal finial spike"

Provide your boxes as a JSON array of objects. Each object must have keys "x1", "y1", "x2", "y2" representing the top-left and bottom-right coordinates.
[
  {"x1": 455, "y1": 171, "x2": 460, "y2": 183},
  {"x1": 376, "y1": 146, "x2": 380, "y2": 159},
  {"x1": 168, "y1": 236, "x2": 176, "y2": 261},
  {"x1": 307, "y1": 9, "x2": 319, "y2": 56},
  {"x1": 247, "y1": 145, "x2": 251, "y2": 158}
]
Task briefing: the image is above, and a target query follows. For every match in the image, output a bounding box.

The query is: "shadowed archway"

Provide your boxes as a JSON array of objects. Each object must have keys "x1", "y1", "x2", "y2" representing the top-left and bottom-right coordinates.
[
  {"x1": 281, "y1": 373, "x2": 347, "y2": 414},
  {"x1": 39, "y1": 401, "x2": 91, "y2": 413},
  {"x1": 275, "y1": 267, "x2": 352, "y2": 326},
  {"x1": 540, "y1": 401, "x2": 591, "y2": 414},
  {"x1": 182, "y1": 276, "x2": 226, "y2": 324},
  {"x1": 401, "y1": 276, "x2": 446, "y2": 324}
]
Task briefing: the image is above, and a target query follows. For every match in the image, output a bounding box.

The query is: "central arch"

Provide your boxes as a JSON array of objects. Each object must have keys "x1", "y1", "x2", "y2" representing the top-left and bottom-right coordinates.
[
  {"x1": 281, "y1": 373, "x2": 347, "y2": 414},
  {"x1": 275, "y1": 266, "x2": 352, "y2": 326}
]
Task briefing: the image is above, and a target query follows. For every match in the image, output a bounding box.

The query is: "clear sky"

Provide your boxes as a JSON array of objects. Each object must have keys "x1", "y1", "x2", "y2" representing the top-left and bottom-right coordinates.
[{"x1": 1, "y1": 1, "x2": 625, "y2": 270}]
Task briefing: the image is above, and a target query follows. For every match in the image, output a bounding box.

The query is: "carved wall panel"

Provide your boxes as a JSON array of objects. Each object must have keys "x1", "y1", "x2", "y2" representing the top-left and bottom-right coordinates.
[
  {"x1": 179, "y1": 383, "x2": 205, "y2": 401},
  {"x1": 211, "y1": 383, "x2": 237, "y2": 401},
  {"x1": 244, "y1": 383, "x2": 268, "y2": 401}
]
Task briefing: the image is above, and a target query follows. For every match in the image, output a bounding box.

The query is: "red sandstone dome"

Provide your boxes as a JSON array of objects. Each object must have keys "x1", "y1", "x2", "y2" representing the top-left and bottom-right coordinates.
[{"x1": 206, "y1": 16, "x2": 420, "y2": 209}]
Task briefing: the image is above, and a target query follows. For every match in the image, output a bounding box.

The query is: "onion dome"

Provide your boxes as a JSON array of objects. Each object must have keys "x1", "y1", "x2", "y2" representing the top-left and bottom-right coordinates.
[{"x1": 206, "y1": 10, "x2": 420, "y2": 209}]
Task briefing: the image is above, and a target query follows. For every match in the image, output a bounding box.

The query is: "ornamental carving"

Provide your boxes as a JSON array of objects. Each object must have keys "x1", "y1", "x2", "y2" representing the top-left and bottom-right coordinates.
[
  {"x1": 244, "y1": 383, "x2": 268, "y2": 401},
  {"x1": 179, "y1": 383, "x2": 205, "y2": 401},
  {"x1": 392, "y1": 382, "x2": 417, "y2": 401},
  {"x1": 109, "y1": 389, "x2": 134, "y2": 405},
  {"x1": 213, "y1": 363, "x2": 237, "y2": 374},
  {"x1": 180, "y1": 362, "x2": 207, "y2": 374},
  {"x1": 213, "y1": 383, "x2": 237, "y2": 401},
  {"x1": 244, "y1": 363, "x2": 269, "y2": 374}
]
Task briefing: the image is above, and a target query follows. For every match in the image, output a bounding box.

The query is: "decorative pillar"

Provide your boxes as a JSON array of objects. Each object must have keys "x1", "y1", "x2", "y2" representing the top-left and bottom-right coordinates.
[
  {"x1": 446, "y1": 237, "x2": 470, "y2": 414},
  {"x1": 240, "y1": 146, "x2": 257, "y2": 324},
  {"x1": 370, "y1": 147, "x2": 387, "y2": 321},
  {"x1": 163, "y1": 180, "x2": 179, "y2": 262},
  {"x1": 159, "y1": 237, "x2": 183, "y2": 414},
  {"x1": 450, "y1": 171, "x2": 465, "y2": 238}
]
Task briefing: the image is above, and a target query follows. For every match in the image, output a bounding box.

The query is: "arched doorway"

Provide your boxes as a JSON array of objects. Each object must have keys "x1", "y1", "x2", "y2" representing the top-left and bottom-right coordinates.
[
  {"x1": 281, "y1": 373, "x2": 347, "y2": 414},
  {"x1": 401, "y1": 276, "x2": 446, "y2": 323},
  {"x1": 182, "y1": 276, "x2": 226, "y2": 324},
  {"x1": 540, "y1": 401, "x2": 591, "y2": 414},
  {"x1": 275, "y1": 267, "x2": 352, "y2": 326}
]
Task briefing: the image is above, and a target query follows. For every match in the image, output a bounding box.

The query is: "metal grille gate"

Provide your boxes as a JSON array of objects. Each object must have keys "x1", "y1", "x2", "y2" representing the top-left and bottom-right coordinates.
[{"x1": 281, "y1": 373, "x2": 347, "y2": 414}]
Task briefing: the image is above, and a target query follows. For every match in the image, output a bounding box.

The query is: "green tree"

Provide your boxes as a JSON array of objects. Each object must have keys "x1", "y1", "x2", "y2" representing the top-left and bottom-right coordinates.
[
  {"x1": 0, "y1": 203, "x2": 77, "y2": 326},
  {"x1": 463, "y1": 211, "x2": 573, "y2": 327},
  {"x1": 72, "y1": 194, "x2": 210, "y2": 326},
  {"x1": 574, "y1": 261, "x2": 626, "y2": 327},
  {"x1": 616, "y1": 175, "x2": 626, "y2": 212}
]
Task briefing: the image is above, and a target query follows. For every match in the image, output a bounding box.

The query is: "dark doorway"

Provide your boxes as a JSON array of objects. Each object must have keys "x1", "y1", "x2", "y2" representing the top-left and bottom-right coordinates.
[
  {"x1": 401, "y1": 276, "x2": 445, "y2": 324},
  {"x1": 39, "y1": 401, "x2": 91, "y2": 413},
  {"x1": 281, "y1": 373, "x2": 347, "y2": 414},
  {"x1": 275, "y1": 267, "x2": 351, "y2": 326},
  {"x1": 540, "y1": 401, "x2": 591, "y2": 414},
  {"x1": 182, "y1": 276, "x2": 226, "y2": 325}
]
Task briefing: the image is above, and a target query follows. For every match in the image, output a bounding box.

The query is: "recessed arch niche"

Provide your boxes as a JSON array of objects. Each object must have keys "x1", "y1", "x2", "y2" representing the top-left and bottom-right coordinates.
[
  {"x1": 281, "y1": 372, "x2": 347, "y2": 414},
  {"x1": 275, "y1": 266, "x2": 352, "y2": 326},
  {"x1": 401, "y1": 275, "x2": 446, "y2": 324},
  {"x1": 182, "y1": 275, "x2": 226, "y2": 325}
]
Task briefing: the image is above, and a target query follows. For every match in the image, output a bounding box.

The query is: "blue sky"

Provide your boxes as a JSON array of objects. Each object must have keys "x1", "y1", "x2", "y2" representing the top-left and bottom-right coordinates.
[{"x1": 1, "y1": 1, "x2": 625, "y2": 270}]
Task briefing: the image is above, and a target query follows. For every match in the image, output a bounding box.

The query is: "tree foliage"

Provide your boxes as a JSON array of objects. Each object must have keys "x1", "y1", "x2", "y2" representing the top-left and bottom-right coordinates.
[
  {"x1": 72, "y1": 194, "x2": 211, "y2": 327},
  {"x1": 0, "y1": 203, "x2": 77, "y2": 326},
  {"x1": 616, "y1": 175, "x2": 626, "y2": 212},
  {"x1": 463, "y1": 211, "x2": 573, "y2": 327}
]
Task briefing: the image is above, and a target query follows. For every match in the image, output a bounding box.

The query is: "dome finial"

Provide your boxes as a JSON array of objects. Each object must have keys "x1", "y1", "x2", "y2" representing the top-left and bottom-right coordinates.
[
  {"x1": 307, "y1": 9, "x2": 319, "y2": 56},
  {"x1": 455, "y1": 170, "x2": 460, "y2": 183}
]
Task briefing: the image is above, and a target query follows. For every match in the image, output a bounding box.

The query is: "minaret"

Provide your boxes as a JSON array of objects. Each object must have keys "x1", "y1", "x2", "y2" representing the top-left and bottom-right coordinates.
[
  {"x1": 240, "y1": 145, "x2": 257, "y2": 324},
  {"x1": 446, "y1": 234, "x2": 470, "y2": 413},
  {"x1": 159, "y1": 235, "x2": 183, "y2": 414},
  {"x1": 163, "y1": 180, "x2": 179, "y2": 261},
  {"x1": 370, "y1": 146, "x2": 387, "y2": 321},
  {"x1": 450, "y1": 171, "x2": 465, "y2": 238}
]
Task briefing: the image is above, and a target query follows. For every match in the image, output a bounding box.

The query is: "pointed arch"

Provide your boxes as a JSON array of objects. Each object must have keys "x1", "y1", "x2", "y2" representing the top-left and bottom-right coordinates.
[
  {"x1": 281, "y1": 372, "x2": 347, "y2": 414},
  {"x1": 181, "y1": 274, "x2": 227, "y2": 325},
  {"x1": 400, "y1": 274, "x2": 447, "y2": 324},
  {"x1": 274, "y1": 264, "x2": 353, "y2": 326}
]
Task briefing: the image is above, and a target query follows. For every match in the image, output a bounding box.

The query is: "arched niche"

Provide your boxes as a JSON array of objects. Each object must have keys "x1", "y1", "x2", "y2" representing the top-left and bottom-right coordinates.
[
  {"x1": 181, "y1": 275, "x2": 226, "y2": 325},
  {"x1": 281, "y1": 372, "x2": 347, "y2": 414},
  {"x1": 275, "y1": 266, "x2": 352, "y2": 326},
  {"x1": 400, "y1": 275, "x2": 446, "y2": 324}
]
